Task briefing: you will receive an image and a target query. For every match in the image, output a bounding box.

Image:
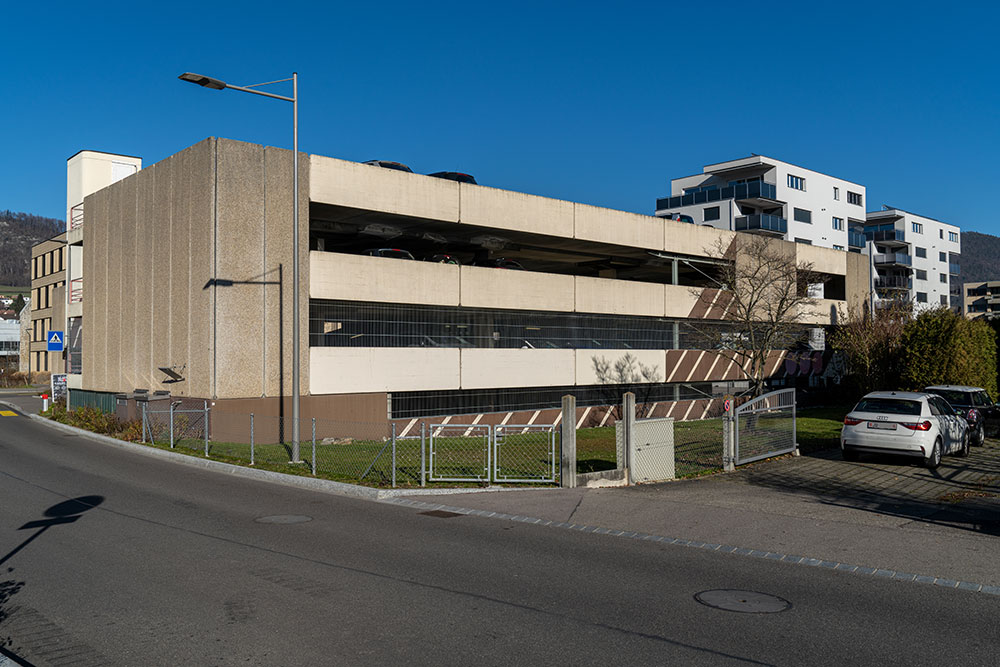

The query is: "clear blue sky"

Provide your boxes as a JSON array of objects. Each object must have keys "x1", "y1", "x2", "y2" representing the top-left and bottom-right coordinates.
[{"x1": 3, "y1": 1, "x2": 998, "y2": 234}]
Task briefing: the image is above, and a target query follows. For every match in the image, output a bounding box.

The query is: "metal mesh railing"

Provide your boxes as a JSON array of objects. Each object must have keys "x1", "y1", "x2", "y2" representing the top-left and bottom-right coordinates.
[
  {"x1": 630, "y1": 417, "x2": 675, "y2": 483},
  {"x1": 428, "y1": 424, "x2": 491, "y2": 482},
  {"x1": 141, "y1": 402, "x2": 209, "y2": 451},
  {"x1": 673, "y1": 400, "x2": 725, "y2": 477}
]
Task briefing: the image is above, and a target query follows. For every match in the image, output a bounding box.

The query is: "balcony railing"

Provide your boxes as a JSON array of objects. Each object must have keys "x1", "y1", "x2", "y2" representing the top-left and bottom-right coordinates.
[
  {"x1": 865, "y1": 229, "x2": 906, "y2": 244},
  {"x1": 949, "y1": 263, "x2": 960, "y2": 275},
  {"x1": 874, "y1": 276, "x2": 912, "y2": 290},
  {"x1": 69, "y1": 278, "x2": 83, "y2": 303},
  {"x1": 656, "y1": 181, "x2": 778, "y2": 211},
  {"x1": 70, "y1": 203, "x2": 84, "y2": 230},
  {"x1": 875, "y1": 298, "x2": 911, "y2": 310},
  {"x1": 874, "y1": 253, "x2": 912, "y2": 267},
  {"x1": 848, "y1": 230, "x2": 866, "y2": 247},
  {"x1": 735, "y1": 213, "x2": 787, "y2": 235}
]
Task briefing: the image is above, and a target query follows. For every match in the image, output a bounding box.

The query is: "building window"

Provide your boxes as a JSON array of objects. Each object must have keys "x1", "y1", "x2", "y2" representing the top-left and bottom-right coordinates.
[
  {"x1": 915, "y1": 269, "x2": 927, "y2": 280},
  {"x1": 949, "y1": 231, "x2": 959, "y2": 242},
  {"x1": 833, "y1": 245, "x2": 845, "y2": 251},
  {"x1": 912, "y1": 222, "x2": 923, "y2": 234},
  {"x1": 940, "y1": 229, "x2": 944, "y2": 239},
  {"x1": 703, "y1": 206, "x2": 720, "y2": 222},
  {"x1": 833, "y1": 187, "x2": 840, "y2": 200},
  {"x1": 940, "y1": 274, "x2": 948, "y2": 283},
  {"x1": 794, "y1": 238, "x2": 812, "y2": 245},
  {"x1": 848, "y1": 191, "x2": 863, "y2": 206},
  {"x1": 939, "y1": 251, "x2": 946, "y2": 262},
  {"x1": 793, "y1": 208, "x2": 812, "y2": 223},
  {"x1": 915, "y1": 247, "x2": 927, "y2": 258},
  {"x1": 788, "y1": 174, "x2": 806, "y2": 191},
  {"x1": 832, "y1": 217, "x2": 844, "y2": 231},
  {"x1": 916, "y1": 292, "x2": 928, "y2": 303},
  {"x1": 941, "y1": 295, "x2": 948, "y2": 305}
]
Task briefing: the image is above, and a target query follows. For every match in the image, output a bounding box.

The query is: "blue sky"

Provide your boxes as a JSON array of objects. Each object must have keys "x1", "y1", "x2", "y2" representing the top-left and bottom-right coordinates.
[{"x1": 3, "y1": 1, "x2": 998, "y2": 234}]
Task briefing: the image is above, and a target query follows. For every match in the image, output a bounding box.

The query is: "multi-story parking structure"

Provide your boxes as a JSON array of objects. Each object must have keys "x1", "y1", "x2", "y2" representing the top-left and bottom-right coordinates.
[
  {"x1": 864, "y1": 207, "x2": 961, "y2": 311},
  {"x1": 72, "y1": 138, "x2": 869, "y2": 430},
  {"x1": 654, "y1": 155, "x2": 868, "y2": 256}
]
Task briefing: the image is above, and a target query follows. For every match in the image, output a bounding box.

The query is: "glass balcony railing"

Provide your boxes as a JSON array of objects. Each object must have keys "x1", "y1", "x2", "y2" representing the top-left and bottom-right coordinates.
[
  {"x1": 735, "y1": 214, "x2": 787, "y2": 234},
  {"x1": 874, "y1": 253, "x2": 912, "y2": 266},
  {"x1": 949, "y1": 263, "x2": 960, "y2": 275},
  {"x1": 656, "y1": 181, "x2": 778, "y2": 211},
  {"x1": 848, "y1": 230, "x2": 866, "y2": 247},
  {"x1": 875, "y1": 276, "x2": 912, "y2": 290},
  {"x1": 865, "y1": 229, "x2": 906, "y2": 243}
]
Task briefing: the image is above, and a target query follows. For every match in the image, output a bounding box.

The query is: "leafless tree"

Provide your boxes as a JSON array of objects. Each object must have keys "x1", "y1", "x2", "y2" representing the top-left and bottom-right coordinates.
[
  {"x1": 591, "y1": 352, "x2": 662, "y2": 418},
  {"x1": 689, "y1": 233, "x2": 825, "y2": 397}
]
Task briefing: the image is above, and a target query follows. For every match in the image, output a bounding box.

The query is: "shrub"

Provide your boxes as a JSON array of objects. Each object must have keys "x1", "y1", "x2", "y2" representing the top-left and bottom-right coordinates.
[
  {"x1": 899, "y1": 308, "x2": 998, "y2": 398},
  {"x1": 46, "y1": 403, "x2": 143, "y2": 443}
]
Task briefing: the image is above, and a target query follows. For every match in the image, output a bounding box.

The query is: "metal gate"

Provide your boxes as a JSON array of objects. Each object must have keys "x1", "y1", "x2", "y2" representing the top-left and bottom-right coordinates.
[
  {"x1": 428, "y1": 424, "x2": 491, "y2": 482},
  {"x1": 428, "y1": 423, "x2": 558, "y2": 484},
  {"x1": 493, "y1": 425, "x2": 557, "y2": 483},
  {"x1": 733, "y1": 389, "x2": 796, "y2": 465}
]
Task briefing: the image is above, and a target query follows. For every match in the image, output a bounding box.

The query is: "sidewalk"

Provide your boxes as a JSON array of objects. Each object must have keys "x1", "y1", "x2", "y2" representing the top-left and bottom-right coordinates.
[{"x1": 409, "y1": 446, "x2": 1000, "y2": 587}]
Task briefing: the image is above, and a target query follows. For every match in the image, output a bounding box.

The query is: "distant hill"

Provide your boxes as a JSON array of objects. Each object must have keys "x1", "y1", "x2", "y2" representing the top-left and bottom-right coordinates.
[
  {"x1": 957, "y1": 231, "x2": 1000, "y2": 286},
  {"x1": 0, "y1": 210, "x2": 64, "y2": 287}
]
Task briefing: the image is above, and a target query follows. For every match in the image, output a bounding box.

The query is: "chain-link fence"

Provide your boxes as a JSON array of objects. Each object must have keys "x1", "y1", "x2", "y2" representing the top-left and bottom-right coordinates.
[
  {"x1": 493, "y1": 425, "x2": 558, "y2": 483},
  {"x1": 141, "y1": 400, "x2": 209, "y2": 452},
  {"x1": 734, "y1": 389, "x2": 796, "y2": 465},
  {"x1": 672, "y1": 400, "x2": 725, "y2": 477}
]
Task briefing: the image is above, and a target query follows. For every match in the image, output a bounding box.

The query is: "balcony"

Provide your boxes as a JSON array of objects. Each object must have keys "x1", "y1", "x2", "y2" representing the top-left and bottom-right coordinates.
[
  {"x1": 735, "y1": 213, "x2": 786, "y2": 235},
  {"x1": 875, "y1": 297, "x2": 911, "y2": 310},
  {"x1": 69, "y1": 278, "x2": 83, "y2": 303},
  {"x1": 656, "y1": 181, "x2": 778, "y2": 211},
  {"x1": 949, "y1": 263, "x2": 960, "y2": 275},
  {"x1": 848, "y1": 230, "x2": 866, "y2": 248},
  {"x1": 70, "y1": 203, "x2": 84, "y2": 230},
  {"x1": 874, "y1": 276, "x2": 912, "y2": 290},
  {"x1": 865, "y1": 229, "x2": 906, "y2": 245},
  {"x1": 874, "y1": 253, "x2": 912, "y2": 267}
]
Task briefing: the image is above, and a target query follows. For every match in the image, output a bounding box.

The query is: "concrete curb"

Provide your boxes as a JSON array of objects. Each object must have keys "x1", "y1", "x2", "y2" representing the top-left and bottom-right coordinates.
[{"x1": 7, "y1": 404, "x2": 547, "y2": 500}]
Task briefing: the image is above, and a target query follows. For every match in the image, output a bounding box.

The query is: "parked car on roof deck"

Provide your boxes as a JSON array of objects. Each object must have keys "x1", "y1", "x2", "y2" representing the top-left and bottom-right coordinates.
[
  {"x1": 477, "y1": 258, "x2": 524, "y2": 270},
  {"x1": 363, "y1": 160, "x2": 413, "y2": 173},
  {"x1": 840, "y1": 391, "x2": 969, "y2": 468},
  {"x1": 664, "y1": 213, "x2": 695, "y2": 224},
  {"x1": 923, "y1": 385, "x2": 999, "y2": 446},
  {"x1": 364, "y1": 248, "x2": 415, "y2": 260},
  {"x1": 428, "y1": 172, "x2": 477, "y2": 184},
  {"x1": 426, "y1": 254, "x2": 461, "y2": 265}
]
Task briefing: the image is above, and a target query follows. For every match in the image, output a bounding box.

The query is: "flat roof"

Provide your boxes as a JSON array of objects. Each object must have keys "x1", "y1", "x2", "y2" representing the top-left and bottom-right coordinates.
[
  {"x1": 700, "y1": 154, "x2": 867, "y2": 188},
  {"x1": 66, "y1": 149, "x2": 143, "y2": 161},
  {"x1": 867, "y1": 206, "x2": 956, "y2": 227}
]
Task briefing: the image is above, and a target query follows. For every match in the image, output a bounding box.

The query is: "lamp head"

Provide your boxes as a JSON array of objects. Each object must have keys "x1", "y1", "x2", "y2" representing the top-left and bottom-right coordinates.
[{"x1": 178, "y1": 72, "x2": 226, "y2": 90}]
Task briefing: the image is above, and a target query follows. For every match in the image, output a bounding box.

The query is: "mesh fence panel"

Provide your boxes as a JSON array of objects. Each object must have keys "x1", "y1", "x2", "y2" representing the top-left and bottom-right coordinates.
[
  {"x1": 428, "y1": 424, "x2": 491, "y2": 482},
  {"x1": 630, "y1": 418, "x2": 675, "y2": 483},
  {"x1": 673, "y1": 400, "x2": 725, "y2": 477},
  {"x1": 493, "y1": 425, "x2": 558, "y2": 483},
  {"x1": 735, "y1": 390, "x2": 796, "y2": 465},
  {"x1": 142, "y1": 405, "x2": 207, "y2": 450}
]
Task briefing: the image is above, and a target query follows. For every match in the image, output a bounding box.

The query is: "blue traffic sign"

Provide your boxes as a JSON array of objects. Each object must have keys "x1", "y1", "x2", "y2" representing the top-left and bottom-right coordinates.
[{"x1": 47, "y1": 331, "x2": 64, "y2": 352}]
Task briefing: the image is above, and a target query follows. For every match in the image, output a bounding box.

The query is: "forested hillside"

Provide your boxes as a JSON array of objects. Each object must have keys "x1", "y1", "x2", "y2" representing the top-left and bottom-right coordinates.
[
  {"x1": 0, "y1": 210, "x2": 64, "y2": 287},
  {"x1": 957, "y1": 231, "x2": 1000, "y2": 286}
]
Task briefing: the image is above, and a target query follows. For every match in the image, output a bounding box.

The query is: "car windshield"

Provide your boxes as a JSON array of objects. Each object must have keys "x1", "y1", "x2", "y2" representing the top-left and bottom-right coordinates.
[
  {"x1": 853, "y1": 398, "x2": 922, "y2": 416},
  {"x1": 928, "y1": 389, "x2": 972, "y2": 406}
]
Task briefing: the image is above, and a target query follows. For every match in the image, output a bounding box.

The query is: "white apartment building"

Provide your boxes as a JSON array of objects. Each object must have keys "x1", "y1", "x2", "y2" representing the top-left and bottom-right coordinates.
[
  {"x1": 864, "y1": 207, "x2": 961, "y2": 311},
  {"x1": 655, "y1": 155, "x2": 868, "y2": 252}
]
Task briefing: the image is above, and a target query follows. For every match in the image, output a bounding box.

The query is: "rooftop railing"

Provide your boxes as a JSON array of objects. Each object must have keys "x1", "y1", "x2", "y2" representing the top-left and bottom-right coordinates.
[
  {"x1": 873, "y1": 253, "x2": 912, "y2": 267},
  {"x1": 735, "y1": 213, "x2": 787, "y2": 235},
  {"x1": 657, "y1": 181, "x2": 778, "y2": 211}
]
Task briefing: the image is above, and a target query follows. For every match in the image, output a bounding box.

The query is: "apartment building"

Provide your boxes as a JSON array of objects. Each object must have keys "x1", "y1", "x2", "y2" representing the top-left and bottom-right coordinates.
[
  {"x1": 864, "y1": 207, "x2": 961, "y2": 311},
  {"x1": 655, "y1": 155, "x2": 868, "y2": 252},
  {"x1": 963, "y1": 281, "x2": 1000, "y2": 319},
  {"x1": 28, "y1": 233, "x2": 66, "y2": 373},
  {"x1": 70, "y1": 138, "x2": 869, "y2": 428}
]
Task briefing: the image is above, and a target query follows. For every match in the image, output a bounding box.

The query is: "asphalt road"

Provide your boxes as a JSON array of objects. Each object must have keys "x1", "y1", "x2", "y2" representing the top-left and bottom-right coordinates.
[{"x1": 1, "y1": 409, "x2": 998, "y2": 666}]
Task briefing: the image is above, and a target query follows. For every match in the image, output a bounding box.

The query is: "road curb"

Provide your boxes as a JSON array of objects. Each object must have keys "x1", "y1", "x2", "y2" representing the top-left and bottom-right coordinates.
[{"x1": 6, "y1": 404, "x2": 542, "y2": 500}]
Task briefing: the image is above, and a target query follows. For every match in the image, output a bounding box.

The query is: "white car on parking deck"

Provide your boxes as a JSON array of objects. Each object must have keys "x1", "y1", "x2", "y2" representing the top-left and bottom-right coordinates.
[{"x1": 840, "y1": 391, "x2": 969, "y2": 468}]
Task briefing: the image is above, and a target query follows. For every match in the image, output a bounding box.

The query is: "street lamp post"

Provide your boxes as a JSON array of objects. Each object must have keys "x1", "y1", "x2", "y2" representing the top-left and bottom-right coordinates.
[{"x1": 179, "y1": 71, "x2": 302, "y2": 463}]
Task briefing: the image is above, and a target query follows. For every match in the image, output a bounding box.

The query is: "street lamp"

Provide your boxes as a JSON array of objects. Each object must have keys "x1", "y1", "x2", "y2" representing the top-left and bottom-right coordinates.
[{"x1": 179, "y1": 71, "x2": 303, "y2": 463}]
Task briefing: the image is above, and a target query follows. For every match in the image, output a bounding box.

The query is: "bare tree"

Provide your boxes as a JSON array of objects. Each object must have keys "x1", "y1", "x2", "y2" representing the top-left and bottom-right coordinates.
[
  {"x1": 591, "y1": 352, "x2": 662, "y2": 418},
  {"x1": 829, "y1": 301, "x2": 911, "y2": 396},
  {"x1": 690, "y1": 233, "x2": 824, "y2": 397}
]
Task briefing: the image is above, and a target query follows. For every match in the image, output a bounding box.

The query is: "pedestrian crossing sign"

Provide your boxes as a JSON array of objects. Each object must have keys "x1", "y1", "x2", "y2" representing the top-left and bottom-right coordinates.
[{"x1": 47, "y1": 330, "x2": 64, "y2": 352}]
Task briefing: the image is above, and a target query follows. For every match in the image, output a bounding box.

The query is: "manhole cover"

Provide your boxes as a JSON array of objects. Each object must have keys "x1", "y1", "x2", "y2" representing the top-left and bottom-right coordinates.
[
  {"x1": 419, "y1": 510, "x2": 464, "y2": 518},
  {"x1": 694, "y1": 590, "x2": 790, "y2": 614},
  {"x1": 255, "y1": 515, "x2": 312, "y2": 524}
]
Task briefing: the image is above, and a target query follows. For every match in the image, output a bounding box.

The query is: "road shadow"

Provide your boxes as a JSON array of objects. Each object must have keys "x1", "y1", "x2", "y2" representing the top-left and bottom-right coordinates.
[
  {"x1": 728, "y1": 444, "x2": 1000, "y2": 536},
  {"x1": 0, "y1": 496, "x2": 105, "y2": 568}
]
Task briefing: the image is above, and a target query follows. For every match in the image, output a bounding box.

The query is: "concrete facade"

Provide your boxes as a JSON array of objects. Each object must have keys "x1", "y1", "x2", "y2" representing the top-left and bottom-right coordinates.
[
  {"x1": 79, "y1": 138, "x2": 867, "y2": 426},
  {"x1": 29, "y1": 234, "x2": 66, "y2": 374}
]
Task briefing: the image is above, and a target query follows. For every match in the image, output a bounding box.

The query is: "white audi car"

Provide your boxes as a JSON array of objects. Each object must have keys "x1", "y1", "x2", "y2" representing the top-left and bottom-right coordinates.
[{"x1": 840, "y1": 391, "x2": 969, "y2": 468}]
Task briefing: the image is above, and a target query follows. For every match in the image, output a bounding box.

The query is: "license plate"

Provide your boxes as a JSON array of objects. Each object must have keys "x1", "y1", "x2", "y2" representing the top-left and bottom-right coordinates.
[{"x1": 868, "y1": 421, "x2": 896, "y2": 430}]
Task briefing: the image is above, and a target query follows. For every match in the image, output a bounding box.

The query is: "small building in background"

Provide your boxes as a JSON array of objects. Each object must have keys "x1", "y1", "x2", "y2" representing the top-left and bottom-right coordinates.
[{"x1": 963, "y1": 281, "x2": 1000, "y2": 319}]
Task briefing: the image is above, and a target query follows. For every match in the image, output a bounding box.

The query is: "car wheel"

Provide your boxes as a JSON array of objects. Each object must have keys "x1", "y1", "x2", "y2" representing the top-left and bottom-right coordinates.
[
  {"x1": 842, "y1": 447, "x2": 859, "y2": 462},
  {"x1": 924, "y1": 439, "x2": 942, "y2": 469},
  {"x1": 974, "y1": 424, "x2": 985, "y2": 447},
  {"x1": 957, "y1": 430, "x2": 970, "y2": 458}
]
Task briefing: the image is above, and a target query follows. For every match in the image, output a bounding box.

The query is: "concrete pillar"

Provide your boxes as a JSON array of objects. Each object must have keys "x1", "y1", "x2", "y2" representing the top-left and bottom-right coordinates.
[
  {"x1": 560, "y1": 395, "x2": 577, "y2": 488},
  {"x1": 622, "y1": 392, "x2": 636, "y2": 483}
]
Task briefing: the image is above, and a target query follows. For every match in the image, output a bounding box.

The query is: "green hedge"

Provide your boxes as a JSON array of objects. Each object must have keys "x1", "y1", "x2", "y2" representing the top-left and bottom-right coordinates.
[{"x1": 900, "y1": 308, "x2": 997, "y2": 399}]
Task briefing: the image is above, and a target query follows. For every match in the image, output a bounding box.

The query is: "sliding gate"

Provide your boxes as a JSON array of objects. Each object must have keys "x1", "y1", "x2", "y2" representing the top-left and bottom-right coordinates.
[{"x1": 428, "y1": 423, "x2": 558, "y2": 484}]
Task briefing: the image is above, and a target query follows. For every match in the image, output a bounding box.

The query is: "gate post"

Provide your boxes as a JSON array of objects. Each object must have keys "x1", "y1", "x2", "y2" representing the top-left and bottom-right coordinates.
[
  {"x1": 723, "y1": 396, "x2": 736, "y2": 472},
  {"x1": 623, "y1": 392, "x2": 636, "y2": 483},
  {"x1": 560, "y1": 395, "x2": 577, "y2": 488}
]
